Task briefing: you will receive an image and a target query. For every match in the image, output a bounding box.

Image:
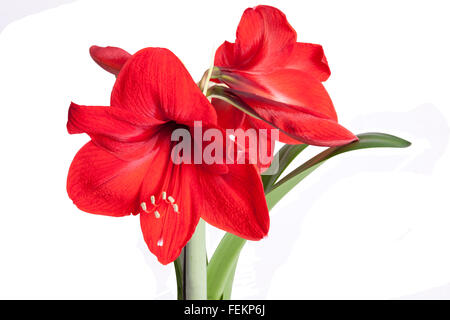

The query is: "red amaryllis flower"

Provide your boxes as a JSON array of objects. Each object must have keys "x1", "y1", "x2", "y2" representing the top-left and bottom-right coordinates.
[
  {"x1": 67, "y1": 48, "x2": 269, "y2": 264},
  {"x1": 212, "y1": 5, "x2": 357, "y2": 147}
]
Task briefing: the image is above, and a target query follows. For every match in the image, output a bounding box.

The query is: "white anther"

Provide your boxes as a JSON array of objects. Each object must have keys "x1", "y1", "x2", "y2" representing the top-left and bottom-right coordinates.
[
  {"x1": 157, "y1": 238, "x2": 164, "y2": 247},
  {"x1": 168, "y1": 196, "x2": 175, "y2": 204},
  {"x1": 150, "y1": 195, "x2": 156, "y2": 205},
  {"x1": 162, "y1": 192, "x2": 167, "y2": 200},
  {"x1": 173, "y1": 204, "x2": 179, "y2": 213},
  {"x1": 140, "y1": 202, "x2": 148, "y2": 212},
  {"x1": 154, "y1": 210, "x2": 160, "y2": 219}
]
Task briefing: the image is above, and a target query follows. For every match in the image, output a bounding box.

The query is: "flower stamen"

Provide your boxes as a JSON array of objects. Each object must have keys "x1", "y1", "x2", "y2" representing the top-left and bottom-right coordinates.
[
  {"x1": 140, "y1": 202, "x2": 149, "y2": 213},
  {"x1": 140, "y1": 193, "x2": 180, "y2": 217}
]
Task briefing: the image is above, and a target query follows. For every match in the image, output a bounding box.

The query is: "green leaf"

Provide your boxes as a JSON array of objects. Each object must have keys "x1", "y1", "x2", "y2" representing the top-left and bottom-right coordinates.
[
  {"x1": 207, "y1": 132, "x2": 410, "y2": 299},
  {"x1": 261, "y1": 144, "x2": 308, "y2": 193},
  {"x1": 266, "y1": 132, "x2": 411, "y2": 210},
  {"x1": 207, "y1": 233, "x2": 245, "y2": 300},
  {"x1": 221, "y1": 260, "x2": 238, "y2": 300}
]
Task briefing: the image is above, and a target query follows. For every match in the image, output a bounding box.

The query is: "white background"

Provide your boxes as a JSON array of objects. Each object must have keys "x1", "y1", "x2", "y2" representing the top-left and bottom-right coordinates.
[{"x1": 0, "y1": 0, "x2": 449, "y2": 299}]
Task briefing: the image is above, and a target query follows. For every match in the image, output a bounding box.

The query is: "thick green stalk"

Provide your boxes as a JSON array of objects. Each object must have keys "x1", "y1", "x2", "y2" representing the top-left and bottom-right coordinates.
[
  {"x1": 178, "y1": 59, "x2": 212, "y2": 300},
  {"x1": 174, "y1": 251, "x2": 184, "y2": 300},
  {"x1": 184, "y1": 219, "x2": 207, "y2": 300}
]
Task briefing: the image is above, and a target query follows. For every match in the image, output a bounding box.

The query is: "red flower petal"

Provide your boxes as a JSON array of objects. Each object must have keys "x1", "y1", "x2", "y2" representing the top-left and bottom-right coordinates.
[
  {"x1": 221, "y1": 68, "x2": 338, "y2": 121},
  {"x1": 214, "y1": 41, "x2": 235, "y2": 69},
  {"x1": 215, "y1": 5, "x2": 296, "y2": 71},
  {"x1": 111, "y1": 48, "x2": 217, "y2": 127},
  {"x1": 89, "y1": 45, "x2": 131, "y2": 76},
  {"x1": 198, "y1": 163, "x2": 270, "y2": 240},
  {"x1": 215, "y1": 6, "x2": 331, "y2": 81},
  {"x1": 211, "y1": 98, "x2": 245, "y2": 129},
  {"x1": 67, "y1": 141, "x2": 152, "y2": 217},
  {"x1": 67, "y1": 102, "x2": 165, "y2": 160},
  {"x1": 139, "y1": 162, "x2": 202, "y2": 265},
  {"x1": 238, "y1": 96, "x2": 357, "y2": 146},
  {"x1": 67, "y1": 102, "x2": 161, "y2": 137},
  {"x1": 240, "y1": 117, "x2": 276, "y2": 172},
  {"x1": 286, "y1": 43, "x2": 331, "y2": 82},
  {"x1": 243, "y1": 112, "x2": 300, "y2": 145}
]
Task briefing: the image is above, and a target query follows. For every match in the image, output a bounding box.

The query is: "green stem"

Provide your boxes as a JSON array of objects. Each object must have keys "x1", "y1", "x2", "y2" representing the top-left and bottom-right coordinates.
[
  {"x1": 184, "y1": 219, "x2": 207, "y2": 300},
  {"x1": 207, "y1": 233, "x2": 245, "y2": 300},
  {"x1": 221, "y1": 260, "x2": 238, "y2": 300},
  {"x1": 174, "y1": 251, "x2": 184, "y2": 300}
]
